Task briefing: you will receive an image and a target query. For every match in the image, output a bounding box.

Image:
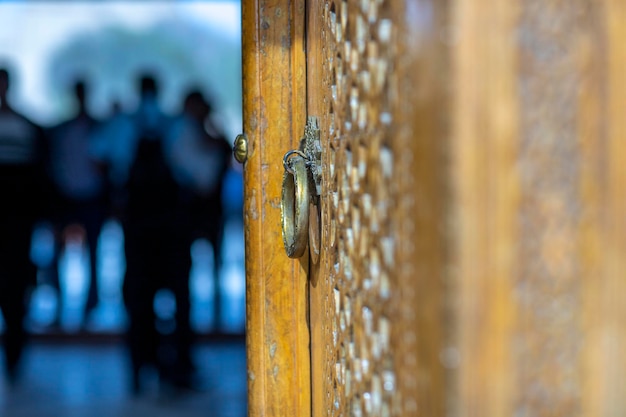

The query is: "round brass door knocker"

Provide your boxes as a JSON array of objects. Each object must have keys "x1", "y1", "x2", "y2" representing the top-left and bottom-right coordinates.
[{"x1": 281, "y1": 151, "x2": 310, "y2": 258}]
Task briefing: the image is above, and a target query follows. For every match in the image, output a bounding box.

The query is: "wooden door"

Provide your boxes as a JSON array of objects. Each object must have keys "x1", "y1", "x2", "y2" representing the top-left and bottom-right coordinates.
[
  {"x1": 241, "y1": 0, "x2": 626, "y2": 416},
  {"x1": 305, "y1": 1, "x2": 448, "y2": 415}
]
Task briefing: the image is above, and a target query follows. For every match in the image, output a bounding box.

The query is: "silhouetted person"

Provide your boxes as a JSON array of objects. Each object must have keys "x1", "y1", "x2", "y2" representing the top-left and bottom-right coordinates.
[
  {"x1": 45, "y1": 79, "x2": 107, "y2": 329},
  {"x1": 89, "y1": 99, "x2": 136, "y2": 222},
  {"x1": 91, "y1": 75, "x2": 210, "y2": 394},
  {"x1": 169, "y1": 89, "x2": 232, "y2": 331},
  {"x1": 120, "y1": 72, "x2": 197, "y2": 394},
  {"x1": 0, "y1": 66, "x2": 48, "y2": 383}
]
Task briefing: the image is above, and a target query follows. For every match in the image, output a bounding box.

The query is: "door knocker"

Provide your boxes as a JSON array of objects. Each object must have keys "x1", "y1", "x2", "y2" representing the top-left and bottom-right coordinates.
[
  {"x1": 281, "y1": 117, "x2": 322, "y2": 260},
  {"x1": 281, "y1": 150, "x2": 310, "y2": 258}
]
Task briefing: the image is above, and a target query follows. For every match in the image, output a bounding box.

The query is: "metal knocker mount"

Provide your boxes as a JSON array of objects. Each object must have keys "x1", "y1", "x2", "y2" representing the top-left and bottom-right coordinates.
[{"x1": 281, "y1": 117, "x2": 322, "y2": 260}]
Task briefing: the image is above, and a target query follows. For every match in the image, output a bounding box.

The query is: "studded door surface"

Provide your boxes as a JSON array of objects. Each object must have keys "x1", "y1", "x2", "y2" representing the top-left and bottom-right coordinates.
[
  {"x1": 301, "y1": 1, "x2": 626, "y2": 417},
  {"x1": 306, "y1": 1, "x2": 448, "y2": 416}
]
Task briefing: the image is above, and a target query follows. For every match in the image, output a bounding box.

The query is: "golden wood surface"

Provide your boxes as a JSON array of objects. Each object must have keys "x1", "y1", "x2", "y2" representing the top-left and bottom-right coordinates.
[
  {"x1": 452, "y1": 1, "x2": 626, "y2": 416},
  {"x1": 393, "y1": 1, "x2": 449, "y2": 415},
  {"x1": 452, "y1": 1, "x2": 519, "y2": 415},
  {"x1": 244, "y1": 0, "x2": 626, "y2": 415},
  {"x1": 241, "y1": 0, "x2": 310, "y2": 415},
  {"x1": 304, "y1": 1, "x2": 326, "y2": 416},
  {"x1": 583, "y1": 1, "x2": 626, "y2": 415}
]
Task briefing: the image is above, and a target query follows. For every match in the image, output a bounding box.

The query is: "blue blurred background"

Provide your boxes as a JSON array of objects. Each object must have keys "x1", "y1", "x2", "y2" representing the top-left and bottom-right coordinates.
[
  {"x1": 0, "y1": 2, "x2": 248, "y2": 416},
  {"x1": 0, "y1": 0, "x2": 245, "y2": 336}
]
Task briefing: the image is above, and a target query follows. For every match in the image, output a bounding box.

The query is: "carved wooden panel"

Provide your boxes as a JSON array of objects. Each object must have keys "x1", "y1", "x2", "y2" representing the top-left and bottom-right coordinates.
[
  {"x1": 308, "y1": 0, "x2": 450, "y2": 415},
  {"x1": 313, "y1": 0, "x2": 408, "y2": 415},
  {"x1": 301, "y1": 0, "x2": 626, "y2": 416}
]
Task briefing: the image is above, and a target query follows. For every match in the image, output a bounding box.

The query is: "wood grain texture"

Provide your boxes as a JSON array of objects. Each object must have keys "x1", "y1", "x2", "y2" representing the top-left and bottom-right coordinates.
[
  {"x1": 244, "y1": 0, "x2": 626, "y2": 415},
  {"x1": 451, "y1": 1, "x2": 626, "y2": 416},
  {"x1": 452, "y1": 0, "x2": 520, "y2": 415},
  {"x1": 601, "y1": 1, "x2": 626, "y2": 413},
  {"x1": 242, "y1": 0, "x2": 310, "y2": 415},
  {"x1": 305, "y1": 1, "x2": 327, "y2": 416},
  {"x1": 583, "y1": 1, "x2": 626, "y2": 415}
]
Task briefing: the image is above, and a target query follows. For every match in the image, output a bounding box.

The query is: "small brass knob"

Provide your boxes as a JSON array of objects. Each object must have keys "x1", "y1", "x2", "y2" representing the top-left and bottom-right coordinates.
[{"x1": 233, "y1": 134, "x2": 248, "y2": 164}]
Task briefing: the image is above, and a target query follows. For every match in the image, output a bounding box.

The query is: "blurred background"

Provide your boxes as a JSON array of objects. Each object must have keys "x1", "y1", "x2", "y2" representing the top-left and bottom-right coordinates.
[{"x1": 0, "y1": 1, "x2": 246, "y2": 416}]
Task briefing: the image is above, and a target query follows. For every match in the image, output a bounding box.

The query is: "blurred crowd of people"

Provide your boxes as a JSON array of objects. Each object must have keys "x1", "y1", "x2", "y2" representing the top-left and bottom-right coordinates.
[{"x1": 0, "y1": 63, "x2": 234, "y2": 394}]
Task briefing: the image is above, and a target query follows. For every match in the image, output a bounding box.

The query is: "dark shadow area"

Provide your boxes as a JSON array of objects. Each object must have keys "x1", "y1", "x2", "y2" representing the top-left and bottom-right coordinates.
[{"x1": 0, "y1": 2, "x2": 245, "y2": 415}]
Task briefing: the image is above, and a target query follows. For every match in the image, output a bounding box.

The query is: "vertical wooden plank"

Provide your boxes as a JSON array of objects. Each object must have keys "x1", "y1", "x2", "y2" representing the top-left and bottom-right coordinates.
[
  {"x1": 241, "y1": 0, "x2": 310, "y2": 415},
  {"x1": 452, "y1": 1, "x2": 626, "y2": 416},
  {"x1": 393, "y1": 0, "x2": 450, "y2": 415},
  {"x1": 578, "y1": 2, "x2": 607, "y2": 415},
  {"x1": 602, "y1": 2, "x2": 626, "y2": 414},
  {"x1": 452, "y1": 1, "x2": 519, "y2": 416},
  {"x1": 598, "y1": 0, "x2": 626, "y2": 417},
  {"x1": 514, "y1": 2, "x2": 586, "y2": 415},
  {"x1": 305, "y1": 1, "x2": 326, "y2": 416},
  {"x1": 584, "y1": 1, "x2": 626, "y2": 415}
]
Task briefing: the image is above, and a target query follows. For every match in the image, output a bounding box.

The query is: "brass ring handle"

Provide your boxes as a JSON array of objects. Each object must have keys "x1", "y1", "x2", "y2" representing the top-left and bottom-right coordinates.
[
  {"x1": 282, "y1": 149, "x2": 308, "y2": 173},
  {"x1": 281, "y1": 154, "x2": 310, "y2": 258}
]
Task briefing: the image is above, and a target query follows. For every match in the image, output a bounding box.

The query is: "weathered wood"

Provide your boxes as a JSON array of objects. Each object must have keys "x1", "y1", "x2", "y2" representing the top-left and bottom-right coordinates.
[
  {"x1": 305, "y1": 1, "x2": 326, "y2": 416},
  {"x1": 242, "y1": 0, "x2": 310, "y2": 415},
  {"x1": 307, "y1": 1, "x2": 451, "y2": 416},
  {"x1": 244, "y1": 0, "x2": 626, "y2": 415}
]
